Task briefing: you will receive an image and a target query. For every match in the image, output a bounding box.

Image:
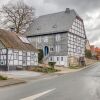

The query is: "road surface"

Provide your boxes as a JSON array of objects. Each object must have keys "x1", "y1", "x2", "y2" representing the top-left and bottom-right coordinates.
[{"x1": 0, "y1": 62, "x2": 100, "y2": 100}]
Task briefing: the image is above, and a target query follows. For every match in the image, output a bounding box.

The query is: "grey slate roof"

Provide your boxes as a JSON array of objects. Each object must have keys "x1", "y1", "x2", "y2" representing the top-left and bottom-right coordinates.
[{"x1": 26, "y1": 9, "x2": 81, "y2": 36}]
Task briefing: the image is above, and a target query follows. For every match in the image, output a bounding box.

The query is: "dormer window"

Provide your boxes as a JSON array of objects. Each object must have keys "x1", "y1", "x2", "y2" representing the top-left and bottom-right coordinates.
[
  {"x1": 52, "y1": 24, "x2": 57, "y2": 28},
  {"x1": 37, "y1": 26, "x2": 41, "y2": 30}
]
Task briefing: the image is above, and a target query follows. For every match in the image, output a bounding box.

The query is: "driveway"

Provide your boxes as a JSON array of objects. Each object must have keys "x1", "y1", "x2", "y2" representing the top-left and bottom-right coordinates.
[{"x1": 0, "y1": 71, "x2": 42, "y2": 78}]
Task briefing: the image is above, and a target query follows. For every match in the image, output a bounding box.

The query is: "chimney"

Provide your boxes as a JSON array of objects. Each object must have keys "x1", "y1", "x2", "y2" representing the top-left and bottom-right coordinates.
[{"x1": 65, "y1": 8, "x2": 70, "y2": 13}]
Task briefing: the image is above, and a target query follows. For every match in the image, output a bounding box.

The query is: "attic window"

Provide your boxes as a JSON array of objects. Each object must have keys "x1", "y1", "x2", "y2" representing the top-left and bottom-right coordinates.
[
  {"x1": 52, "y1": 25, "x2": 57, "y2": 28},
  {"x1": 37, "y1": 27, "x2": 41, "y2": 30}
]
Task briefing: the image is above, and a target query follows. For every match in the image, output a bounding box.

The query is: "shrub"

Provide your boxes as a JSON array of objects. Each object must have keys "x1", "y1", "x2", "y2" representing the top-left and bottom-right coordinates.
[
  {"x1": 48, "y1": 62, "x2": 56, "y2": 69},
  {"x1": 69, "y1": 65, "x2": 80, "y2": 69},
  {"x1": 31, "y1": 66, "x2": 58, "y2": 73},
  {"x1": 0, "y1": 75, "x2": 7, "y2": 80},
  {"x1": 38, "y1": 49, "x2": 44, "y2": 63},
  {"x1": 85, "y1": 49, "x2": 92, "y2": 58}
]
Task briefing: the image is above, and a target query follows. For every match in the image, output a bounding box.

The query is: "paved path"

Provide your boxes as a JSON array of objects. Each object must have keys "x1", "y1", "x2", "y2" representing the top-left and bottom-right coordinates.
[
  {"x1": 0, "y1": 62, "x2": 100, "y2": 100},
  {"x1": 0, "y1": 71, "x2": 42, "y2": 78}
]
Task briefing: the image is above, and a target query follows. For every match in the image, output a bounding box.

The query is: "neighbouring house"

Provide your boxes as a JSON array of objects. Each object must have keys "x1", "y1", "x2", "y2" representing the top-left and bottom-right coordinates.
[
  {"x1": 0, "y1": 29, "x2": 38, "y2": 71},
  {"x1": 90, "y1": 45, "x2": 97, "y2": 57},
  {"x1": 90, "y1": 45, "x2": 100, "y2": 60},
  {"x1": 26, "y1": 8, "x2": 86, "y2": 67},
  {"x1": 95, "y1": 47, "x2": 100, "y2": 60}
]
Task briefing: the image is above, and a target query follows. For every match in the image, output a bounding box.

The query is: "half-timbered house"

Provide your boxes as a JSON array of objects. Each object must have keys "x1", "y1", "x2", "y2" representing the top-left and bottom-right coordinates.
[
  {"x1": 26, "y1": 8, "x2": 86, "y2": 67},
  {"x1": 0, "y1": 29, "x2": 38, "y2": 71}
]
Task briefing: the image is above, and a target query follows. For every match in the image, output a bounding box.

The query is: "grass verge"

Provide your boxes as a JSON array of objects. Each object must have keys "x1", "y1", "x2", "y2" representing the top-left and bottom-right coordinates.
[
  {"x1": 0, "y1": 75, "x2": 7, "y2": 80},
  {"x1": 31, "y1": 66, "x2": 59, "y2": 73},
  {"x1": 69, "y1": 65, "x2": 81, "y2": 69}
]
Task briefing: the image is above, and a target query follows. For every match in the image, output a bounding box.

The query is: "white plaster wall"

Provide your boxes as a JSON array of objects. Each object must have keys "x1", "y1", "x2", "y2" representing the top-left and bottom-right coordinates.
[
  {"x1": 49, "y1": 56, "x2": 68, "y2": 67},
  {"x1": 8, "y1": 49, "x2": 38, "y2": 66}
]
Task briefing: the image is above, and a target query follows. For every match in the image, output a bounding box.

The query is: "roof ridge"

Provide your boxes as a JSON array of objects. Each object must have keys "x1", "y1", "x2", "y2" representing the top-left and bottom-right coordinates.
[{"x1": 37, "y1": 9, "x2": 75, "y2": 18}]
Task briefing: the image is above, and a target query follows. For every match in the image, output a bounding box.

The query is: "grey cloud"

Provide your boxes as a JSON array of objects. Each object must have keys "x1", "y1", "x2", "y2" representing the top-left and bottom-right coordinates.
[
  {"x1": 1, "y1": 0, "x2": 100, "y2": 47},
  {"x1": 45, "y1": 0, "x2": 100, "y2": 14}
]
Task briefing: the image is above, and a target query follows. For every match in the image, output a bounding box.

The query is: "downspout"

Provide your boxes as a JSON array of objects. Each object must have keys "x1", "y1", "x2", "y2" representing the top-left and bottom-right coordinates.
[{"x1": 6, "y1": 48, "x2": 9, "y2": 71}]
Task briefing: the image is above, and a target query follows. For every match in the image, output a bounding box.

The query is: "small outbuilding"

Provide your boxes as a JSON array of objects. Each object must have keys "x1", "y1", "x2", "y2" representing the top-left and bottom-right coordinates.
[{"x1": 0, "y1": 29, "x2": 38, "y2": 71}]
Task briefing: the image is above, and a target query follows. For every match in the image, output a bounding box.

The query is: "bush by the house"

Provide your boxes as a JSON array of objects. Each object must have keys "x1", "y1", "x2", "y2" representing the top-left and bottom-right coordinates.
[
  {"x1": 48, "y1": 62, "x2": 56, "y2": 69},
  {"x1": 31, "y1": 66, "x2": 58, "y2": 73},
  {"x1": 0, "y1": 75, "x2": 7, "y2": 80},
  {"x1": 38, "y1": 49, "x2": 44, "y2": 63},
  {"x1": 85, "y1": 49, "x2": 92, "y2": 58}
]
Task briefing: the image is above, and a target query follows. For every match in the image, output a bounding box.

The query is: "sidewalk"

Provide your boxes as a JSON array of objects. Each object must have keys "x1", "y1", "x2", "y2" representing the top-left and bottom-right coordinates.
[
  {"x1": 0, "y1": 63, "x2": 98, "y2": 87},
  {"x1": 55, "y1": 62, "x2": 98, "y2": 74},
  {"x1": 0, "y1": 78, "x2": 25, "y2": 87}
]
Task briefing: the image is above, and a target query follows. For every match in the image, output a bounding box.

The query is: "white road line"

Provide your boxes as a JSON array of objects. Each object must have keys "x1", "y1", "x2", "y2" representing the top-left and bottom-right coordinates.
[
  {"x1": 43, "y1": 75, "x2": 58, "y2": 80},
  {"x1": 20, "y1": 88, "x2": 56, "y2": 100}
]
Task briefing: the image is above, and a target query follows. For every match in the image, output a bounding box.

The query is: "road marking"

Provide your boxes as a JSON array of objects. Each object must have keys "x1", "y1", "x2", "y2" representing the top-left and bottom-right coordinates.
[
  {"x1": 20, "y1": 88, "x2": 56, "y2": 100},
  {"x1": 43, "y1": 75, "x2": 58, "y2": 80}
]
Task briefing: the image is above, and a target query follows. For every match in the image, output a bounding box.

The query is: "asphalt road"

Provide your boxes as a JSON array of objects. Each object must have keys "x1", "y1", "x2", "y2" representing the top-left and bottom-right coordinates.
[{"x1": 0, "y1": 62, "x2": 100, "y2": 100}]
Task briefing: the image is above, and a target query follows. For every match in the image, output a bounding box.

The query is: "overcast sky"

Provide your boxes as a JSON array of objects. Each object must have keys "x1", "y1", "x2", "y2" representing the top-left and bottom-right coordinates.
[{"x1": 1, "y1": 0, "x2": 100, "y2": 47}]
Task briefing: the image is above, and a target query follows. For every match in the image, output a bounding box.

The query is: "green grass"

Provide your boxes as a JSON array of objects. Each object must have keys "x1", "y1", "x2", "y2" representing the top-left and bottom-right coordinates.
[
  {"x1": 31, "y1": 66, "x2": 59, "y2": 73},
  {"x1": 69, "y1": 65, "x2": 80, "y2": 69},
  {"x1": 0, "y1": 75, "x2": 7, "y2": 80}
]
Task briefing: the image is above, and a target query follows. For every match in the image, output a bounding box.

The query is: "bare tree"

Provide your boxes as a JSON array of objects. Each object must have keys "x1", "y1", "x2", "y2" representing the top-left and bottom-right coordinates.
[{"x1": 0, "y1": 0, "x2": 35, "y2": 34}]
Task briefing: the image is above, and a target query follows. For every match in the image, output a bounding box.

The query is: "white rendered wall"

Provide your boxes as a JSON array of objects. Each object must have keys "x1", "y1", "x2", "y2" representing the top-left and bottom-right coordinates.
[
  {"x1": 8, "y1": 49, "x2": 38, "y2": 67},
  {"x1": 49, "y1": 56, "x2": 68, "y2": 67}
]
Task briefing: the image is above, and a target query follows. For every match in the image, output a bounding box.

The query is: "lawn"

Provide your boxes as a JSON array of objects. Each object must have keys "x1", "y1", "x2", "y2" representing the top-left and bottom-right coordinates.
[{"x1": 0, "y1": 75, "x2": 7, "y2": 80}]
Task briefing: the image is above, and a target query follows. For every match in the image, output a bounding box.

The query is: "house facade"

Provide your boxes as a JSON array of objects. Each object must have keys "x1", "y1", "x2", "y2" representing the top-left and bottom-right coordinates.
[
  {"x1": 27, "y1": 8, "x2": 86, "y2": 67},
  {"x1": 90, "y1": 45, "x2": 100, "y2": 60},
  {"x1": 0, "y1": 29, "x2": 38, "y2": 71}
]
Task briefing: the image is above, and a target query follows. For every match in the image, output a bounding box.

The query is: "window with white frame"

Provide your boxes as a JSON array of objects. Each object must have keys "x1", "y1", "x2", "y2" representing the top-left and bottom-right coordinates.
[
  {"x1": 56, "y1": 45, "x2": 60, "y2": 52},
  {"x1": 57, "y1": 57, "x2": 59, "y2": 61},
  {"x1": 56, "y1": 34, "x2": 61, "y2": 41},
  {"x1": 31, "y1": 54, "x2": 35, "y2": 60},
  {"x1": 44, "y1": 36, "x2": 48, "y2": 42},
  {"x1": 37, "y1": 36, "x2": 41, "y2": 43},
  {"x1": 61, "y1": 57, "x2": 63, "y2": 61},
  {"x1": 14, "y1": 52, "x2": 18, "y2": 60},
  {"x1": 49, "y1": 46, "x2": 54, "y2": 52}
]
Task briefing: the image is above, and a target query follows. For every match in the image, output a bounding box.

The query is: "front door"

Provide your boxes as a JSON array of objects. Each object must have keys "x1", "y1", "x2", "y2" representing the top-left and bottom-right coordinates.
[{"x1": 44, "y1": 46, "x2": 49, "y2": 56}]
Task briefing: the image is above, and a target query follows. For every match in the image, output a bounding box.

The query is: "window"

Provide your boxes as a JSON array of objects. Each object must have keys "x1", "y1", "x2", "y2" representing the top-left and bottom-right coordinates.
[
  {"x1": 31, "y1": 54, "x2": 34, "y2": 60},
  {"x1": 56, "y1": 45, "x2": 60, "y2": 52},
  {"x1": 14, "y1": 53, "x2": 18, "y2": 60},
  {"x1": 44, "y1": 36, "x2": 48, "y2": 42},
  {"x1": 57, "y1": 57, "x2": 59, "y2": 61},
  {"x1": 50, "y1": 57, "x2": 53, "y2": 61},
  {"x1": 61, "y1": 57, "x2": 63, "y2": 61},
  {"x1": 37, "y1": 37, "x2": 41, "y2": 43},
  {"x1": 56, "y1": 34, "x2": 60, "y2": 41},
  {"x1": 50, "y1": 47, "x2": 54, "y2": 52}
]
